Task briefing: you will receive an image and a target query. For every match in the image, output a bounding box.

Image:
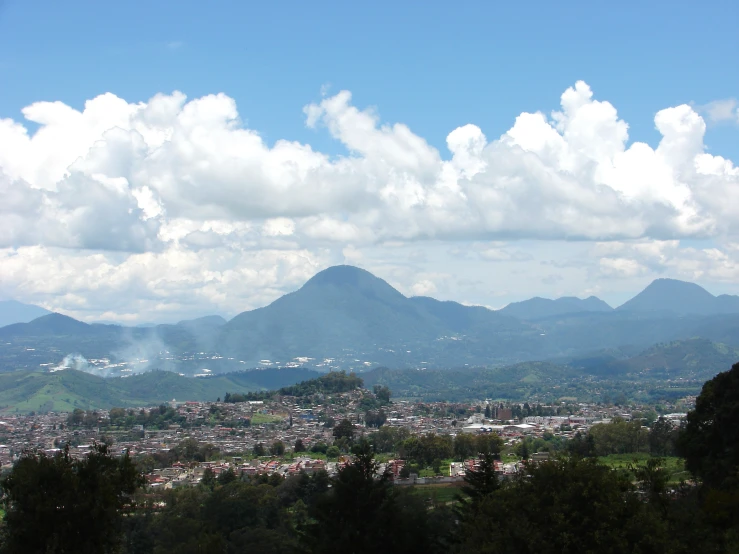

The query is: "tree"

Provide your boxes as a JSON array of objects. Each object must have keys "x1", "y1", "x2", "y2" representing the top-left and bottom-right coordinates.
[
  {"x1": 326, "y1": 446, "x2": 341, "y2": 460},
  {"x1": 567, "y1": 431, "x2": 596, "y2": 457},
  {"x1": 0, "y1": 443, "x2": 144, "y2": 553},
  {"x1": 301, "y1": 439, "x2": 448, "y2": 554},
  {"x1": 271, "y1": 440, "x2": 286, "y2": 456},
  {"x1": 67, "y1": 407, "x2": 85, "y2": 427},
  {"x1": 294, "y1": 438, "x2": 305, "y2": 453},
  {"x1": 519, "y1": 439, "x2": 530, "y2": 460},
  {"x1": 332, "y1": 419, "x2": 355, "y2": 441},
  {"x1": 109, "y1": 407, "x2": 127, "y2": 424},
  {"x1": 365, "y1": 409, "x2": 387, "y2": 428},
  {"x1": 253, "y1": 442, "x2": 266, "y2": 457},
  {"x1": 678, "y1": 362, "x2": 739, "y2": 489},
  {"x1": 217, "y1": 468, "x2": 237, "y2": 486},
  {"x1": 629, "y1": 457, "x2": 670, "y2": 516},
  {"x1": 143, "y1": 480, "x2": 295, "y2": 554},
  {"x1": 373, "y1": 385, "x2": 391, "y2": 404},
  {"x1": 588, "y1": 418, "x2": 648, "y2": 456},
  {"x1": 201, "y1": 467, "x2": 217, "y2": 490},
  {"x1": 370, "y1": 426, "x2": 409, "y2": 454},
  {"x1": 401, "y1": 433, "x2": 454, "y2": 467},
  {"x1": 459, "y1": 452, "x2": 499, "y2": 504},
  {"x1": 454, "y1": 433, "x2": 477, "y2": 461},
  {"x1": 475, "y1": 433, "x2": 503, "y2": 457},
  {"x1": 456, "y1": 456, "x2": 673, "y2": 553},
  {"x1": 484, "y1": 404, "x2": 492, "y2": 419},
  {"x1": 649, "y1": 417, "x2": 677, "y2": 456}
]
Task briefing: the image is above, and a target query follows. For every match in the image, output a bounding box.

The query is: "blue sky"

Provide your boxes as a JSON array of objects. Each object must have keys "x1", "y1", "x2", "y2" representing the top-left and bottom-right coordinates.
[
  {"x1": 1, "y1": 0, "x2": 738, "y2": 322},
  {"x1": 2, "y1": 0, "x2": 737, "y2": 156}
]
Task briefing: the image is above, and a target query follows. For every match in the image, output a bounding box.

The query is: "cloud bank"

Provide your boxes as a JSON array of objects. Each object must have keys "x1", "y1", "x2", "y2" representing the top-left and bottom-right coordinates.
[{"x1": 1, "y1": 82, "x2": 738, "y2": 321}]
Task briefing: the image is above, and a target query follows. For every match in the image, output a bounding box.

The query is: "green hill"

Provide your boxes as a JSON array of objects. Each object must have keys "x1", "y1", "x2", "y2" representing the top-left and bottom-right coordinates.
[
  {"x1": 592, "y1": 338, "x2": 739, "y2": 379},
  {"x1": 362, "y1": 361, "x2": 580, "y2": 402},
  {"x1": 0, "y1": 368, "x2": 321, "y2": 413}
]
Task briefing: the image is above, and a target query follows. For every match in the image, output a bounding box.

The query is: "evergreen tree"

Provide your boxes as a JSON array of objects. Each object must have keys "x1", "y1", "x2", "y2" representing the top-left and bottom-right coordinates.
[
  {"x1": 301, "y1": 440, "x2": 446, "y2": 554},
  {"x1": 217, "y1": 468, "x2": 237, "y2": 486},
  {"x1": 520, "y1": 439, "x2": 530, "y2": 460},
  {"x1": 0, "y1": 443, "x2": 144, "y2": 554},
  {"x1": 456, "y1": 457, "x2": 673, "y2": 553},
  {"x1": 459, "y1": 452, "x2": 499, "y2": 504},
  {"x1": 201, "y1": 467, "x2": 217, "y2": 490}
]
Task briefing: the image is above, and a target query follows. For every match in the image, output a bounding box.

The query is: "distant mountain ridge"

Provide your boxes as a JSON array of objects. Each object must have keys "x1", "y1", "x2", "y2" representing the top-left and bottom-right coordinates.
[
  {"x1": 617, "y1": 278, "x2": 739, "y2": 315},
  {"x1": 1, "y1": 313, "x2": 95, "y2": 336},
  {"x1": 500, "y1": 296, "x2": 612, "y2": 320},
  {"x1": 0, "y1": 300, "x2": 52, "y2": 328},
  {"x1": 217, "y1": 265, "x2": 533, "y2": 368},
  {"x1": 2, "y1": 267, "x2": 739, "y2": 374}
]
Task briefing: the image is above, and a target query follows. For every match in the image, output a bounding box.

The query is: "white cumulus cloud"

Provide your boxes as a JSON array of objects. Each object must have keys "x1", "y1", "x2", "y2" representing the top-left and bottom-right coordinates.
[{"x1": 1, "y1": 82, "x2": 739, "y2": 320}]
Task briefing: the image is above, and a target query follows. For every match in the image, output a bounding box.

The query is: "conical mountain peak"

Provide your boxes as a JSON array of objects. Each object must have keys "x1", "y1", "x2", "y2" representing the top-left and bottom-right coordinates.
[
  {"x1": 299, "y1": 265, "x2": 406, "y2": 300},
  {"x1": 617, "y1": 278, "x2": 717, "y2": 314}
]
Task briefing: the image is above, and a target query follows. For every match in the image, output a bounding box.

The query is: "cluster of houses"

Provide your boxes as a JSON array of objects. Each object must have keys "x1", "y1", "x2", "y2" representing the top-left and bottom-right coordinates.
[
  {"x1": 145, "y1": 457, "x2": 332, "y2": 489},
  {"x1": 0, "y1": 392, "x2": 690, "y2": 479}
]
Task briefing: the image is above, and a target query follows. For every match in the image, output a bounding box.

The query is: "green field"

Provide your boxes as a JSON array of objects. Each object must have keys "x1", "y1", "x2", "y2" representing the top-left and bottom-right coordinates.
[
  {"x1": 599, "y1": 453, "x2": 689, "y2": 484},
  {"x1": 250, "y1": 412, "x2": 285, "y2": 424},
  {"x1": 411, "y1": 484, "x2": 461, "y2": 504},
  {"x1": 0, "y1": 370, "x2": 272, "y2": 414}
]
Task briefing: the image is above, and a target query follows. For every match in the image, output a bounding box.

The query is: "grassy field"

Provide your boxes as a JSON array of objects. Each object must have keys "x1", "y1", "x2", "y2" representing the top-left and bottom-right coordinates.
[
  {"x1": 599, "y1": 453, "x2": 690, "y2": 484},
  {"x1": 417, "y1": 458, "x2": 455, "y2": 477},
  {"x1": 410, "y1": 484, "x2": 461, "y2": 504},
  {"x1": 250, "y1": 412, "x2": 285, "y2": 424}
]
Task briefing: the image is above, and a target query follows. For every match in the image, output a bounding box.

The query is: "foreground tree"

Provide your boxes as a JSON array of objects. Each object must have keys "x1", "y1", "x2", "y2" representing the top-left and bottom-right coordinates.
[
  {"x1": 0, "y1": 443, "x2": 144, "y2": 554},
  {"x1": 456, "y1": 456, "x2": 673, "y2": 554},
  {"x1": 459, "y1": 452, "x2": 499, "y2": 505},
  {"x1": 678, "y1": 361, "x2": 739, "y2": 489},
  {"x1": 649, "y1": 417, "x2": 678, "y2": 457},
  {"x1": 301, "y1": 440, "x2": 450, "y2": 554}
]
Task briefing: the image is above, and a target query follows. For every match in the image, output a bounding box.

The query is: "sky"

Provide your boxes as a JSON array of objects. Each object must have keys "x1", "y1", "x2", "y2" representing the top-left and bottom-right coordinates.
[{"x1": 1, "y1": 0, "x2": 739, "y2": 323}]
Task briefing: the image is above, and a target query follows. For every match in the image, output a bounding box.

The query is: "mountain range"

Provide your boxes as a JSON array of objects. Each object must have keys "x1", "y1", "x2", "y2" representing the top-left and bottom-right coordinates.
[
  {"x1": 499, "y1": 295, "x2": 613, "y2": 320},
  {"x1": 1, "y1": 266, "x2": 739, "y2": 374},
  {"x1": 0, "y1": 300, "x2": 51, "y2": 328},
  {"x1": 2, "y1": 336, "x2": 733, "y2": 412}
]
